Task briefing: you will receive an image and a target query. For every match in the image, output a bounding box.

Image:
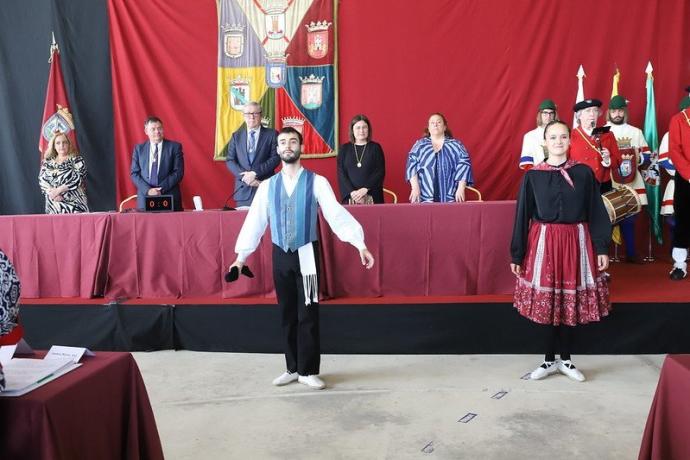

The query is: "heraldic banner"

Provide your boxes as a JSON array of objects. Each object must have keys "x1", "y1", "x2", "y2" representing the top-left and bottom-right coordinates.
[
  {"x1": 214, "y1": 0, "x2": 336, "y2": 160},
  {"x1": 39, "y1": 37, "x2": 78, "y2": 155}
]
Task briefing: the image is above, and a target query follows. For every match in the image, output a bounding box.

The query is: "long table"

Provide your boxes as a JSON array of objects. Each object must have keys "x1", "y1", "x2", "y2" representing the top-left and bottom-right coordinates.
[
  {"x1": 0, "y1": 213, "x2": 110, "y2": 297},
  {"x1": 0, "y1": 202, "x2": 517, "y2": 300},
  {"x1": 0, "y1": 352, "x2": 163, "y2": 459},
  {"x1": 638, "y1": 355, "x2": 690, "y2": 460},
  {"x1": 320, "y1": 202, "x2": 515, "y2": 297}
]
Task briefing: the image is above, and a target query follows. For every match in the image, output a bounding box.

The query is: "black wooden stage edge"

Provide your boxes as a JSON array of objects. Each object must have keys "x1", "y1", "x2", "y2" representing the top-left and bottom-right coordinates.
[{"x1": 20, "y1": 302, "x2": 690, "y2": 354}]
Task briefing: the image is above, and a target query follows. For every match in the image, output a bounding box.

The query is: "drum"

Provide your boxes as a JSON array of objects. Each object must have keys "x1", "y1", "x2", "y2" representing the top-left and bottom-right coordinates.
[{"x1": 602, "y1": 185, "x2": 642, "y2": 224}]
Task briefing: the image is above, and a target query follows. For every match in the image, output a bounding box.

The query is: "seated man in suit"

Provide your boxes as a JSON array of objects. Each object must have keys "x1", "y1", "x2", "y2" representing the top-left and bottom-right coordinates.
[
  {"x1": 226, "y1": 102, "x2": 280, "y2": 207},
  {"x1": 130, "y1": 116, "x2": 185, "y2": 211}
]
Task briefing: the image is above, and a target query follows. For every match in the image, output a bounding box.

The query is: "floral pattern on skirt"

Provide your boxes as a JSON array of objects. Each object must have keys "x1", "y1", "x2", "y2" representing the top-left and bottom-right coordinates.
[{"x1": 514, "y1": 222, "x2": 611, "y2": 326}]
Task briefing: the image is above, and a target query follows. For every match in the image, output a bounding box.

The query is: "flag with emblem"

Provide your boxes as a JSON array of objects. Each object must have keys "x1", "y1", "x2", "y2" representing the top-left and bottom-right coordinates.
[
  {"x1": 214, "y1": 0, "x2": 336, "y2": 160},
  {"x1": 38, "y1": 34, "x2": 78, "y2": 155},
  {"x1": 642, "y1": 61, "x2": 662, "y2": 244}
]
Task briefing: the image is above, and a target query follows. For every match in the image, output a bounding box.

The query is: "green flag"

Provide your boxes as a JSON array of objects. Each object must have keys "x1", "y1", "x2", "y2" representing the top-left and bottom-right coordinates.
[{"x1": 643, "y1": 63, "x2": 662, "y2": 244}]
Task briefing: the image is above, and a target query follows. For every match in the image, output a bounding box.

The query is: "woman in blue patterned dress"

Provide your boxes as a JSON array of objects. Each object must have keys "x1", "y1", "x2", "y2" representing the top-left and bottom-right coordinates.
[{"x1": 406, "y1": 113, "x2": 474, "y2": 203}]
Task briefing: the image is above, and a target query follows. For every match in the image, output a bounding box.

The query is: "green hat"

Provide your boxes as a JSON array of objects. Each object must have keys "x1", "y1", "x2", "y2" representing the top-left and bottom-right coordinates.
[
  {"x1": 609, "y1": 95, "x2": 628, "y2": 109},
  {"x1": 680, "y1": 96, "x2": 690, "y2": 111},
  {"x1": 538, "y1": 99, "x2": 556, "y2": 111}
]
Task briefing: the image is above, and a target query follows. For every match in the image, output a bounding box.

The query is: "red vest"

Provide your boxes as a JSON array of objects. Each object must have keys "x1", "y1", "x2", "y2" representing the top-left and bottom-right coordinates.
[
  {"x1": 570, "y1": 127, "x2": 622, "y2": 183},
  {"x1": 669, "y1": 110, "x2": 690, "y2": 180}
]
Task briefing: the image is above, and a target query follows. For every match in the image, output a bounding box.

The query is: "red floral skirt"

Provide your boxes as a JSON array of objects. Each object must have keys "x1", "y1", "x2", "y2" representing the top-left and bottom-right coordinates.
[{"x1": 514, "y1": 222, "x2": 610, "y2": 326}]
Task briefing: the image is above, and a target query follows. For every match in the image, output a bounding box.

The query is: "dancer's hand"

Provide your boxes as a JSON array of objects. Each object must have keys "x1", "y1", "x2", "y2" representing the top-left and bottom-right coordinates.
[
  {"x1": 359, "y1": 248, "x2": 375, "y2": 269},
  {"x1": 597, "y1": 255, "x2": 609, "y2": 271},
  {"x1": 510, "y1": 263, "x2": 522, "y2": 276},
  {"x1": 229, "y1": 259, "x2": 244, "y2": 272}
]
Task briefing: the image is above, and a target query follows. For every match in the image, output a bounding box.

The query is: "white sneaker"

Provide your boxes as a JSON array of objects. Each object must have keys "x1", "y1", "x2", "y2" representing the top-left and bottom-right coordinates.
[
  {"x1": 298, "y1": 374, "x2": 326, "y2": 390},
  {"x1": 272, "y1": 371, "x2": 298, "y2": 386},
  {"x1": 530, "y1": 361, "x2": 559, "y2": 380},
  {"x1": 558, "y1": 360, "x2": 586, "y2": 382}
]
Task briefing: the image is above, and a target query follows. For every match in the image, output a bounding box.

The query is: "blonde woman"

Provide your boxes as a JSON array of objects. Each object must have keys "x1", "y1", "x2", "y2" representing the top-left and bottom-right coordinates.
[{"x1": 38, "y1": 132, "x2": 89, "y2": 213}]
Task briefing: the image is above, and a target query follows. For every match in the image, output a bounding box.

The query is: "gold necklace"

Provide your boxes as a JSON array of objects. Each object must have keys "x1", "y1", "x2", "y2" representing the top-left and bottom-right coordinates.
[{"x1": 354, "y1": 142, "x2": 368, "y2": 168}]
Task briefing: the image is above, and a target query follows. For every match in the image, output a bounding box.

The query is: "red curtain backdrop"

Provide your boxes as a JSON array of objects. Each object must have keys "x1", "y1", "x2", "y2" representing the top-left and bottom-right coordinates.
[{"x1": 109, "y1": 0, "x2": 690, "y2": 208}]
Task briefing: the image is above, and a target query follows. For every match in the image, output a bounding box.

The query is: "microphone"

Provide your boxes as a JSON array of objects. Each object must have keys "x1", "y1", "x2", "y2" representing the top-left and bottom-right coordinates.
[{"x1": 222, "y1": 183, "x2": 245, "y2": 211}]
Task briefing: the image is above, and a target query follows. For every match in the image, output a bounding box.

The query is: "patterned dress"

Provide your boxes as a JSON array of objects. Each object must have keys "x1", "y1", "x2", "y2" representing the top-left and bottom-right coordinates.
[
  {"x1": 405, "y1": 137, "x2": 473, "y2": 202},
  {"x1": 38, "y1": 155, "x2": 89, "y2": 214},
  {"x1": 0, "y1": 249, "x2": 21, "y2": 391},
  {"x1": 510, "y1": 161, "x2": 612, "y2": 326}
]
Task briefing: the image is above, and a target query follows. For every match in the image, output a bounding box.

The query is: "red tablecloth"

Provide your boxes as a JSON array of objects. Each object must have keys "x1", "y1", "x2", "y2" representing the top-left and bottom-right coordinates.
[
  {"x1": 638, "y1": 354, "x2": 690, "y2": 460},
  {"x1": 0, "y1": 352, "x2": 163, "y2": 460},
  {"x1": 2, "y1": 203, "x2": 517, "y2": 300},
  {"x1": 0, "y1": 213, "x2": 110, "y2": 297},
  {"x1": 104, "y1": 210, "x2": 275, "y2": 299},
  {"x1": 319, "y1": 202, "x2": 516, "y2": 297}
]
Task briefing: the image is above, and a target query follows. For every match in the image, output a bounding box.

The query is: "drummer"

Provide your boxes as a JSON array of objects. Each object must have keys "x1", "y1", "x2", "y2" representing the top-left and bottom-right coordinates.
[
  {"x1": 570, "y1": 99, "x2": 623, "y2": 194},
  {"x1": 510, "y1": 120, "x2": 612, "y2": 382},
  {"x1": 605, "y1": 95, "x2": 650, "y2": 264}
]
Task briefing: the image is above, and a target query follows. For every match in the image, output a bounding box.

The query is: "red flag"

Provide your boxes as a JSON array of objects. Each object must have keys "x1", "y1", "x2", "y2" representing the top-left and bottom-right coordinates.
[{"x1": 38, "y1": 37, "x2": 78, "y2": 154}]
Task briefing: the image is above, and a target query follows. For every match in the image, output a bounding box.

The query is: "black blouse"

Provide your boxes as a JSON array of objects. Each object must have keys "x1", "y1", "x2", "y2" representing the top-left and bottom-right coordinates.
[
  {"x1": 337, "y1": 141, "x2": 386, "y2": 203},
  {"x1": 510, "y1": 163, "x2": 611, "y2": 264}
]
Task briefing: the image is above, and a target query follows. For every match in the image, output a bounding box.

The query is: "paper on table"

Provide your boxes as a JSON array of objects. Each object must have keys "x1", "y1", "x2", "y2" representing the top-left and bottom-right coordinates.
[
  {"x1": 0, "y1": 358, "x2": 81, "y2": 397},
  {"x1": 0, "y1": 339, "x2": 34, "y2": 366},
  {"x1": 45, "y1": 345, "x2": 94, "y2": 364},
  {"x1": 0, "y1": 346, "x2": 15, "y2": 366}
]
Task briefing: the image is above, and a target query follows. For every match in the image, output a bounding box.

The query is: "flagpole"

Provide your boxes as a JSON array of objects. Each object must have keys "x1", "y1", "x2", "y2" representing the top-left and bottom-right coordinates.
[
  {"x1": 642, "y1": 60, "x2": 663, "y2": 260},
  {"x1": 49, "y1": 31, "x2": 59, "y2": 62},
  {"x1": 573, "y1": 65, "x2": 585, "y2": 128}
]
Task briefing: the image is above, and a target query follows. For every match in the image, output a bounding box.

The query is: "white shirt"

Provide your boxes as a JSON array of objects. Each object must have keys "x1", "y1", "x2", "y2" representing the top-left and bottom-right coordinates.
[
  {"x1": 519, "y1": 126, "x2": 546, "y2": 169},
  {"x1": 235, "y1": 167, "x2": 366, "y2": 262},
  {"x1": 606, "y1": 122, "x2": 649, "y2": 158},
  {"x1": 149, "y1": 142, "x2": 163, "y2": 179}
]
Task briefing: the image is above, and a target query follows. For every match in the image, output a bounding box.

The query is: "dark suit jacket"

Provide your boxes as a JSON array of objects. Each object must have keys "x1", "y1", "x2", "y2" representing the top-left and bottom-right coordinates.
[
  {"x1": 225, "y1": 126, "x2": 279, "y2": 206},
  {"x1": 130, "y1": 139, "x2": 184, "y2": 211}
]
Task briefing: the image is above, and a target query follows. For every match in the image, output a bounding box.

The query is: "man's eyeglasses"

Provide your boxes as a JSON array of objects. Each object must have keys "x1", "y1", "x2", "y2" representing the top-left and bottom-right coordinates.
[
  {"x1": 541, "y1": 111, "x2": 556, "y2": 115},
  {"x1": 243, "y1": 112, "x2": 262, "y2": 117}
]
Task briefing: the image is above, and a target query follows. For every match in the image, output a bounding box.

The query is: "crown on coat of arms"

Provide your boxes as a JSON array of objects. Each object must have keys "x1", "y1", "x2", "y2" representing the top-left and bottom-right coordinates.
[
  {"x1": 221, "y1": 23, "x2": 244, "y2": 33},
  {"x1": 282, "y1": 116, "x2": 305, "y2": 126},
  {"x1": 266, "y1": 51, "x2": 288, "y2": 61},
  {"x1": 299, "y1": 74, "x2": 325, "y2": 84},
  {"x1": 305, "y1": 20, "x2": 332, "y2": 32},
  {"x1": 262, "y1": 0, "x2": 288, "y2": 13},
  {"x1": 230, "y1": 76, "x2": 250, "y2": 85}
]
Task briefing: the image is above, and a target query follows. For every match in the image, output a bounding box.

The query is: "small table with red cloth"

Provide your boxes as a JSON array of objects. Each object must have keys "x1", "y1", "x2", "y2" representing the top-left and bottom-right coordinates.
[
  {"x1": 638, "y1": 354, "x2": 690, "y2": 460},
  {"x1": 0, "y1": 352, "x2": 163, "y2": 460}
]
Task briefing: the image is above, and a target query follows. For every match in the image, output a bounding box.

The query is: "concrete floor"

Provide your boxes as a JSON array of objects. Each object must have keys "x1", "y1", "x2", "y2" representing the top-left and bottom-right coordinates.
[{"x1": 132, "y1": 352, "x2": 664, "y2": 460}]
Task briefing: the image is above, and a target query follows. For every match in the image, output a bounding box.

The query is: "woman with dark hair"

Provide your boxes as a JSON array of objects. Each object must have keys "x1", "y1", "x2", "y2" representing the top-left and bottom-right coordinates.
[
  {"x1": 337, "y1": 114, "x2": 386, "y2": 204},
  {"x1": 510, "y1": 120, "x2": 611, "y2": 382},
  {"x1": 406, "y1": 113, "x2": 473, "y2": 203},
  {"x1": 0, "y1": 249, "x2": 22, "y2": 391},
  {"x1": 38, "y1": 132, "x2": 89, "y2": 214}
]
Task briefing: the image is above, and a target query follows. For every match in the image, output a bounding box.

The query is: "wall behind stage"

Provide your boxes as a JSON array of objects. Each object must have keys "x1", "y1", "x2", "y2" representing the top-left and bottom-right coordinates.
[
  {"x1": 0, "y1": 0, "x2": 115, "y2": 215},
  {"x1": 110, "y1": 0, "x2": 689, "y2": 209},
  {"x1": 1, "y1": 1, "x2": 688, "y2": 214},
  {"x1": 338, "y1": 0, "x2": 690, "y2": 201}
]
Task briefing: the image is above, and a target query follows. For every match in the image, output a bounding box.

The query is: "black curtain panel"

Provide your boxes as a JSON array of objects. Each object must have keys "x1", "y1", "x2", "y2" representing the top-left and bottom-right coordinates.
[{"x1": 0, "y1": 0, "x2": 114, "y2": 215}]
